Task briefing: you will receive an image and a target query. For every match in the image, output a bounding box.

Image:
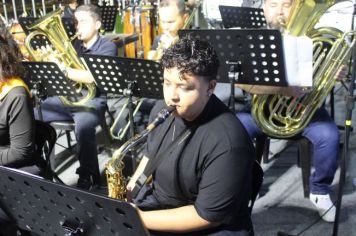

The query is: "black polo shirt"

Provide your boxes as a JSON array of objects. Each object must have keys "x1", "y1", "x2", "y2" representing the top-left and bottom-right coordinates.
[{"x1": 140, "y1": 95, "x2": 255, "y2": 233}]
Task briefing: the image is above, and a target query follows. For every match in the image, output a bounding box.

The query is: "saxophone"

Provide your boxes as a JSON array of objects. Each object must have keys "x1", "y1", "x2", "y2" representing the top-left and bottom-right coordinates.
[
  {"x1": 106, "y1": 106, "x2": 175, "y2": 200},
  {"x1": 251, "y1": 0, "x2": 356, "y2": 138}
]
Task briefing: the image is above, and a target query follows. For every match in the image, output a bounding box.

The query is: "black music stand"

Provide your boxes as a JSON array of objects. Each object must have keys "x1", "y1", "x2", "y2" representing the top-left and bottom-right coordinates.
[
  {"x1": 19, "y1": 16, "x2": 75, "y2": 44},
  {"x1": 0, "y1": 166, "x2": 148, "y2": 236},
  {"x1": 62, "y1": 17, "x2": 76, "y2": 38},
  {"x1": 219, "y1": 6, "x2": 267, "y2": 29},
  {"x1": 83, "y1": 54, "x2": 163, "y2": 133},
  {"x1": 179, "y1": 29, "x2": 287, "y2": 111},
  {"x1": 18, "y1": 17, "x2": 50, "y2": 49},
  {"x1": 22, "y1": 61, "x2": 78, "y2": 119},
  {"x1": 100, "y1": 6, "x2": 118, "y2": 32},
  {"x1": 18, "y1": 17, "x2": 38, "y2": 35},
  {"x1": 83, "y1": 54, "x2": 163, "y2": 171}
]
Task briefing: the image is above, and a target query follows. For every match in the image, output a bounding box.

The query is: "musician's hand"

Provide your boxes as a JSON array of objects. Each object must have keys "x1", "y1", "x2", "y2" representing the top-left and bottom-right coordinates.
[
  {"x1": 160, "y1": 33, "x2": 178, "y2": 49},
  {"x1": 287, "y1": 86, "x2": 311, "y2": 97},
  {"x1": 335, "y1": 64, "x2": 348, "y2": 81},
  {"x1": 38, "y1": 45, "x2": 67, "y2": 74}
]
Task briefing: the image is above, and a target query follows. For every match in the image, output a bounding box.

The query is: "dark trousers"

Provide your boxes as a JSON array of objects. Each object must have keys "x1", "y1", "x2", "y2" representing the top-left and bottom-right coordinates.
[
  {"x1": 35, "y1": 96, "x2": 107, "y2": 181},
  {"x1": 236, "y1": 107, "x2": 339, "y2": 194}
]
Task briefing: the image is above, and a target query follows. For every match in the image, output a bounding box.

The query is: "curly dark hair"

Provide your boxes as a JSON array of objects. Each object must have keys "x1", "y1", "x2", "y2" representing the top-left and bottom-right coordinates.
[
  {"x1": 161, "y1": 36, "x2": 219, "y2": 82},
  {"x1": 0, "y1": 21, "x2": 24, "y2": 82}
]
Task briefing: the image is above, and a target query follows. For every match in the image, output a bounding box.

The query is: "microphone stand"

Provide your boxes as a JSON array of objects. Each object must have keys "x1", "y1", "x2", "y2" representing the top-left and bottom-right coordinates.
[{"x1": 332, "y1": 2, "x2": 356, "y2": 235}]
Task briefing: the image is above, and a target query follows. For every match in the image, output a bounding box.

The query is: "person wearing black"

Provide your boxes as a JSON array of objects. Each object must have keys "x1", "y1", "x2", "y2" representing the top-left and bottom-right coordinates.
[
  {"x1": 132, "y1": 37, "x2": 255, "y2": 235},
  {"x1": 0, "y1": 19, "x2": 35, "y2": 167},
  {"x1": 61, "y1": 0, "x2": 79, "y2": 19},
  {"x1": 37, "y1": 4, "x2": 117, "y2": 190}
]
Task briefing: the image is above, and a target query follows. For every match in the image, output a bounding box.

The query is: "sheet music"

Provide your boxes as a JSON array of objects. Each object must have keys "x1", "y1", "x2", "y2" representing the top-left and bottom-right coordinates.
[{"x1": 283, "y1": 35, "x2": 313, "y2": 87}]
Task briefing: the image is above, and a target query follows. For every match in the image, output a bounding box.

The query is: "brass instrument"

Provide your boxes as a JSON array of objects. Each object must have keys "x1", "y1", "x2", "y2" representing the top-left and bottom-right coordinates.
[
  {"x1": 150, "y1": 33, "x2": 178, "y2": 61},
  {"x1": 24, "y1": 8, "x2": 96, "y2": 107},
  {"x1": 251, "y1": 0, "x2": 356, "y2": 138},
  {"x1": 110, "y1": 98, "x2": 144, "y2": 141},
  {"x1": 150, "y1": 0, "x2": 201, "y2": 61},
  {"x1": 106, "y1": 106, "x2": 175, "y2": 200}
]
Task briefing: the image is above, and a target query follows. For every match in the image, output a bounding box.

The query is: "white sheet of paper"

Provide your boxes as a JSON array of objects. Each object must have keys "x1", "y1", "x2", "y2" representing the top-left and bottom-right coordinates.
[{"x1": 283, "y1": 35, "x2": 313, "y2": 87}]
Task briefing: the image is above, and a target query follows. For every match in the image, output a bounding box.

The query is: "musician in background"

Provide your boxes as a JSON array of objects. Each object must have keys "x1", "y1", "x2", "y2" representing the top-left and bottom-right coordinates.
[
  {"x1": 147, "y1": 0, "x2": 188, "y2": 60},
  {"x1": 236, "y1": 0, "x2": 347, "y2": 222},
  {"x1": 37, "y1": 4, "x2": 117, "y2": 190},
  {"x1": 0, "y1": 19, "x2": 35, "y2": 167},
  {"x1": 61, "y1": 0, "x2": 79, "y2": 18},
  {"x1": 134, "y1": 37, "x2": 255, "y2": 235}
]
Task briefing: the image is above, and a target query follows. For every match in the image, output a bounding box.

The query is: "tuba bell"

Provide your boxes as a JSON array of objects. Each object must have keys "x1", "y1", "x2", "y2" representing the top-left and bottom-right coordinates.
[
  {"x1": 251, "y1": 0, "x2": 356, "y2": 138},
  {"x1": 24, "y1": 8, "x2": 96, "y2": 107}
]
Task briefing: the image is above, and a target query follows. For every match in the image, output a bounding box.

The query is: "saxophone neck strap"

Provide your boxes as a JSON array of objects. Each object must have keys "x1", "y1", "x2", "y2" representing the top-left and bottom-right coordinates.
[{"x1": 130, "y1": 127, "x2": 194, "y2": 198}]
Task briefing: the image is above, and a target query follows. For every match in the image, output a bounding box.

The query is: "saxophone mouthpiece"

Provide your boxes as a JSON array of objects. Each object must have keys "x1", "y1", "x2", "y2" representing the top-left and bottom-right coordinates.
[{"x1": 146, "y1": 106, "x2": 176, "y2": 131}]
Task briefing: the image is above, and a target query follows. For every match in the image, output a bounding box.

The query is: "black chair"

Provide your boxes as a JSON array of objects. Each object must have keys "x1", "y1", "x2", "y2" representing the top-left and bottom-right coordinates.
[
  {"x1": 20, "y1": 120, "x2": 63, "y2": 183},
  {"x1": 50, "y1": 105, "x2": 114, "y2": 151},
  {"x1": 255, "y1": 135, "x2": 312, "y2": 198},
  {"x1": 249, "y1": 160, "x2": 264, "y2": 213}
]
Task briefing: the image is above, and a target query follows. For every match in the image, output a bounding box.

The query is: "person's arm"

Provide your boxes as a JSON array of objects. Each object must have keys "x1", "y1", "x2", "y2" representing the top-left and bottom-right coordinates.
[
  {"x1": 236, "y1": 84, "x2": 309, "y2": 97},
  {"x1": 65, "y1": 40, "x2": 118, "y2": 84},
  {"x1": 0, "y1": 88, "x2": 34, "y2": 166},
  {"x1": 65, "y1": 67, "x2": 94, "y2": 84},
  {"x1": 138, "y1": 205, "x2": 217, "y2": 233}
]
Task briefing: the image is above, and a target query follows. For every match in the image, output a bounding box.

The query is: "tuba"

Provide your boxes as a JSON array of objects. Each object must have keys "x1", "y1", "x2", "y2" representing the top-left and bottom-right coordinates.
[
  {"x1": 24, "y1": 8, "x2": 96, "y2": 107},
  {"x1": 106, "y1": 106, "x2": 175, "y2": 200},
  {"x1": 251, "y1": 0, "x2": 356, "y2": 138}
]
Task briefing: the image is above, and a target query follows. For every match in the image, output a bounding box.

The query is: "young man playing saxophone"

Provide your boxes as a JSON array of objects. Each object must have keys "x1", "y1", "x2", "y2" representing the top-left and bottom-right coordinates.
[{"x1": 133, "y1": 36, "x2": 255, "y2": 235}]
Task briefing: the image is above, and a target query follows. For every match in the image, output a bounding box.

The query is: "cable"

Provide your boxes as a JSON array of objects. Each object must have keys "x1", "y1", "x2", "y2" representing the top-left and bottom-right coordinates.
[{"x1": 277, "y1": 202, "x2": 336, "y2": 236}]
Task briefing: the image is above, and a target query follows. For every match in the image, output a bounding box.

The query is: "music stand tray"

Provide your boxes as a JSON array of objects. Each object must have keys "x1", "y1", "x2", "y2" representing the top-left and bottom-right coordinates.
[
  {"x1": 0, "y1": 166, "x2": 149, "y2": 235},
  {"x1": 83, "y1": 55, "x2": 164, "y2": 99},
  {"x1": 179, "y1": 29, "x2": 287, "y2": 86},
  {"x1": 219, "y1": 6, "x2": 266, "y2": 29}
]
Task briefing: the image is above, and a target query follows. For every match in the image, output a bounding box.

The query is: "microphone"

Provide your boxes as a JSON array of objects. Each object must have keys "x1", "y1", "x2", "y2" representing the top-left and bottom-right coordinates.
[{"x1": 146, "y1": 106, "x2": 175, "y2": 131}]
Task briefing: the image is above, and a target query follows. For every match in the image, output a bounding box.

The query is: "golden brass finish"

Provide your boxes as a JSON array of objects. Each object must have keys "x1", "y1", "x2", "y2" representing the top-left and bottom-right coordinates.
[
  {"x1": 24, "y1": 8, "x2": 96, "y2": 107},
  {"x1": 251, "y1": 0, "x2": 356, "y2": 138}
]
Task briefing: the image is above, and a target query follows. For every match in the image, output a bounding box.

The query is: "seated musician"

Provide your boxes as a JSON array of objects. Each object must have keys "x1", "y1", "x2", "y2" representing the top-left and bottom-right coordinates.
[
  {"x1": 132, "y1": 37, "x2": 255, "y2": 235},
  {"x1": 61, "y1": 0, "x2": 79, "y2": 18},
  {"x1": 37, "y1": 4, "x2": 118, "y2": 190},
  {"x1": 147, "y1": 0, "x2": 188, "y2": 60},
  {"x1": 236, "y1": 0, "x2": 348, "y2": 222},
  {"x1": 0, "y1": 18, "x2": 35, "y2": 167}
]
